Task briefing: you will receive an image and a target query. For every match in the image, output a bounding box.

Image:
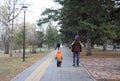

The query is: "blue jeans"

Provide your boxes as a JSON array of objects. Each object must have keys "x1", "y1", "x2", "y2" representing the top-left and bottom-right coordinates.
[{"x1": 73, "y1": 52, "x2": 80, "y2": 66}]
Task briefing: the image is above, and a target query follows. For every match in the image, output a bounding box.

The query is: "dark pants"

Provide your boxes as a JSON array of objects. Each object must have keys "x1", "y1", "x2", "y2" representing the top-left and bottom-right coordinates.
[{"x1": 57, "y1": 61, "x2": 62, "y2": 67}]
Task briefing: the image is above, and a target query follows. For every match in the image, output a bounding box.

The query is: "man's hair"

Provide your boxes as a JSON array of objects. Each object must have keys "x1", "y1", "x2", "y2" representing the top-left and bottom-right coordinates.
[{"x1": 74, "y1": 34, "x2": 79, "y2": 40}]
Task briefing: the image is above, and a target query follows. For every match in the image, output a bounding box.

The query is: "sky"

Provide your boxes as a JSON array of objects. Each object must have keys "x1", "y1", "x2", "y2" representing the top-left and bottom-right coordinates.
[{"x1": 24, "y1": 0, "x2": 60, "y2": 23}]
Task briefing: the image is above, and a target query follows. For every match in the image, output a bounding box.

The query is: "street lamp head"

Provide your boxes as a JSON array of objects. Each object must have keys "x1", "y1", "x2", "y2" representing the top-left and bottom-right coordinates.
[
  {"x1": 22, "y1": 5, "x2": 28, "y2": 8},
  {"x1": 22, "y1": 5, "x2": 28, "y2": 11}
]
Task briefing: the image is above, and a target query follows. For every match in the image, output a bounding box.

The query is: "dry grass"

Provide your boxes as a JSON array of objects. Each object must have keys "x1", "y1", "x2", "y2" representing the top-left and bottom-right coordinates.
[
  {"x1": 0, "y1": 51, "x2": 50, "y2": 81},
  {"x1": 81, "y1": 48, "x2": 120, "y2": 58}
]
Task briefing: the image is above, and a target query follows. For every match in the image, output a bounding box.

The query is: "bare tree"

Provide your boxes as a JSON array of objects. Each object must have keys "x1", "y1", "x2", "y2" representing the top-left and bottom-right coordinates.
[{"x1": 0, "y1": 0, "x2": 23, "y2": 55}]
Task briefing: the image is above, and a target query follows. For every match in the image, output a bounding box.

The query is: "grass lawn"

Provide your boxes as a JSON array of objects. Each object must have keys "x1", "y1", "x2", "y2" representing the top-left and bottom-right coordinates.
[{"x1": 0, "y1": 49, "x2": 51, "y2": 81}]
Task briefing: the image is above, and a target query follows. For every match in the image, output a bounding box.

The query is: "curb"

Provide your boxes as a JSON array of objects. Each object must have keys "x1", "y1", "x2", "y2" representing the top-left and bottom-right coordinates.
[{"x1": 80, "y1": 63, "x2": 96, "y2": 81}]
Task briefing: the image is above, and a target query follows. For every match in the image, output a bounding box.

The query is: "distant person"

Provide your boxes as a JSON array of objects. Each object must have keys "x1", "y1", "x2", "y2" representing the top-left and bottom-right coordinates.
[
  {"x1": 54, "y1": 43, "x2": 57, "y2": 50},
  {"x1": 55, "y1": 50, "x2": 63, "y2": 67},
  {"x1": 71, "y1": 34, "x2": 82, "y2": 67},
  {"x1": 56, "y1": 43, "x2": 60, "y2": 50},
  {"x1": 113, "y1": 43, "x2": 117, "y2": 51}
]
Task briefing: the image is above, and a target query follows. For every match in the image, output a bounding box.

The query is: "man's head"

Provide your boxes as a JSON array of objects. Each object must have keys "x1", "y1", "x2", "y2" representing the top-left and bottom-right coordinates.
[{"x1": 74, "y1": 34, "x2": 79, "y2": 40}]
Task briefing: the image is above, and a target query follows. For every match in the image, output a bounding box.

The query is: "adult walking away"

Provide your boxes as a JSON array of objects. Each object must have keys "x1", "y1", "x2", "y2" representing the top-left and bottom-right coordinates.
[{"x1": 71, "y1": 34, "x2": 82, "y2": 67}]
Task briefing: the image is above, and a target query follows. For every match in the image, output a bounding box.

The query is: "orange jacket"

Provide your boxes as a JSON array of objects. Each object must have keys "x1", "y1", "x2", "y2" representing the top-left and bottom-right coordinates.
[{"x1": 55, "y1": 50, "x2": 63, "y2": 59}]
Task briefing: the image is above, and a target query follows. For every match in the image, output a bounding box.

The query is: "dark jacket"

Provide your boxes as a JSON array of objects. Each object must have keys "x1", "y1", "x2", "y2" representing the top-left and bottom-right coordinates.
[{"x1": 71, "y1": 40, "x2": 82, "y2": 52}]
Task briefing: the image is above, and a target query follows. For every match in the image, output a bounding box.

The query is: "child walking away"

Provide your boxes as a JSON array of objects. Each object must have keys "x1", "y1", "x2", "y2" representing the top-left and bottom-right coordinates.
[{"x1": 55, "y1": 50, "x2": 63, "y2": 67}]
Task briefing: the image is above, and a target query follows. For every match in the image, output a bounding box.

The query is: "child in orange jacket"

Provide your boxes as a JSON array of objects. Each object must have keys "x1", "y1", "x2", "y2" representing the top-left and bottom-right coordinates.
[{"x1": 55, "y1": 50, "x2": 63, "y2": 67}]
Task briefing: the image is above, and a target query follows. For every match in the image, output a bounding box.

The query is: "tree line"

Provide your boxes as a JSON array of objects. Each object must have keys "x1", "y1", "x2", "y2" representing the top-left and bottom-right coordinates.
[
  {"x1": 37, "y1": 0, "x2": 120, "y2": 55},
  {"x1": 0, "y1": 0, "x2": 60, "y2": 56}
]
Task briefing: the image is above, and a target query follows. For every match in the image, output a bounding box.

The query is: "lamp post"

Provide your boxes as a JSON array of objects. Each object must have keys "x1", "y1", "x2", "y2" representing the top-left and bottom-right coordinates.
[{"x1": 22, "y1": 5, "x2": 28, "y2": 62}]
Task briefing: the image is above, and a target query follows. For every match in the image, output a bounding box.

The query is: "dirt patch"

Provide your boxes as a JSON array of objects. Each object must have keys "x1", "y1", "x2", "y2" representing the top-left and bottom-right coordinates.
[
  {"x1": 81, "y1": 49, "x2": 120, "y2": 81},
  {"x1": 81, "y1": 58, "x2": 120, "y2": 81}
]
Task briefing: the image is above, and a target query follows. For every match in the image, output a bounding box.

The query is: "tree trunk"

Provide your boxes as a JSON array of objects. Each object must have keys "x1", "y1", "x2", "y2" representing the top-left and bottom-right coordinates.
[
  {"x1": 4, "y1": 39, "x2": 9, "y2": 54},
  {"x1": 29, "y1": 48, "x2": 32, "y2": 53},
  {"x1": 86, "y1": 38, "x2": 92, "y2": 56},
  {"x1": 103, "y1": 37, "x2": 107, "y2": 51},
  {"x1": 40, "y1": 47, "x2": 41, "y2": 52},
  {"x1": 32, "y1": 45, "x2": 36, "y2": 53},
  {"x1": 9, "y1": 37, "x2": 13, "y2": 56}
]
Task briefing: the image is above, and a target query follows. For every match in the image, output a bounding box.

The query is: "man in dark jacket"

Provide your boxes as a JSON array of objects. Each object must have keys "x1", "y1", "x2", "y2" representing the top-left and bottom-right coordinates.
[{"x1": 71, "y1": 35, "x2": 82, "y2": 66}]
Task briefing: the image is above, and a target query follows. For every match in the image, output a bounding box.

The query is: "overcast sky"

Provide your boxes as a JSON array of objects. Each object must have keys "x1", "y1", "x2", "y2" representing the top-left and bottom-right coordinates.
[{"x1": 24, "y1": 0, "x2": 59, "y2": 23}]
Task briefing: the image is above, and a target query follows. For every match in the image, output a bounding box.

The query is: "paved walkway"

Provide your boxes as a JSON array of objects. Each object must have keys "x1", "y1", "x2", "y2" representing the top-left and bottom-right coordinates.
[{"x1": 11, "y1": 46, "x2": 96, "y2": 81}]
